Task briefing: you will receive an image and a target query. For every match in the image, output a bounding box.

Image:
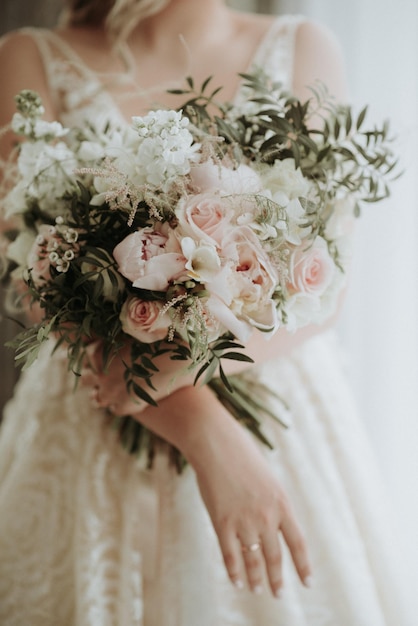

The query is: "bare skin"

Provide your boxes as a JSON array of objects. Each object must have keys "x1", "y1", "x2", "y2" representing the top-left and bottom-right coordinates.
[{"x1": 0, "y1": 0, "x2": 348, "y2": 597}]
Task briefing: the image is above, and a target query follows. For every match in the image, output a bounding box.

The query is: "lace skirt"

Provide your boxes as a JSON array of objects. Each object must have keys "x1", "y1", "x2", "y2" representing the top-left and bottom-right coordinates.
[{"x1": 0, "y1": 332, "x2": 413, "y2": 625}]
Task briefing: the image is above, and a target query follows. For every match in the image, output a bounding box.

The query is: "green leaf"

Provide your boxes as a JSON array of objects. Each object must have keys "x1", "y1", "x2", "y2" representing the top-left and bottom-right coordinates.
[
  {"x1": 219, "y1": 362, "x2": 233, "y2": 393},
  {"x1": 220, "y1": 352, "x2": 254, "y2": 363},
  {"x1": 356, "y1": 106, "x2": 368, "y2": 130},
  {"x1": 201, "y1": 76, "x2": 213, "y2": 92},
  {"x1": 132, "y1": 382, "x2": 158, "y2": 407}
]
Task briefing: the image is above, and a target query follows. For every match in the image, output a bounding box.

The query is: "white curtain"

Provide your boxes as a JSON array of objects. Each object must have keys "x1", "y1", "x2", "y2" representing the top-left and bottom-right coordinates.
[{"x1": 274, "y1": 0, "x2": 418, "y2": 589}]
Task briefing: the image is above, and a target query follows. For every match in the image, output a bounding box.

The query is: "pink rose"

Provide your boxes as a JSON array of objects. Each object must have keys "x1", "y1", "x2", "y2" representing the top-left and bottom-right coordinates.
[
  {"x1": 113, "y1": 227, "x2": 186, "y2": 291},
  {"x1": 287, "y1": 236, "x2": 334, "y2": 297},
  {"x1": 190, "y1": 159, "x2": 262, "y2": 195},
  {"x1": 120, "y1": 296, "x2": 171, "y2": 343},
  {"x1": 176, "y1": 192, "x2": 234, "y2": 246}
]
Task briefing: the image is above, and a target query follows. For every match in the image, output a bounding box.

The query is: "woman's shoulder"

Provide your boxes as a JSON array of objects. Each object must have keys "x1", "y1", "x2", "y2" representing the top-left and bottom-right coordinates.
[
  {"x1": 0, "y1": 27, "x2": 42, "y2": 64},
  {"x1": 234, "y1": 12, "x2": 348, "y2": 103},
  {"x1": 292, "y1": 18, "x2": 348, "y2": 102},
  {"x1": 0, "y1": 29, "x2": 57, "y2": 124}
]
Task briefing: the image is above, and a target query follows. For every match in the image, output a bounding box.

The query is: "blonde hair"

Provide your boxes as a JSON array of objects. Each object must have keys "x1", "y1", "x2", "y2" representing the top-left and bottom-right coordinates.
[{"x1": 61, "y1": 0, "x2": 171, "y2": 41}]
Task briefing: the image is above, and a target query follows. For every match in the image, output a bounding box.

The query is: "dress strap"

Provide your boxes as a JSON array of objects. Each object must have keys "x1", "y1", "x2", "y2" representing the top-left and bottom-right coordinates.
[
  {"x1": 18, "y1": 27, "x2": 96, "y2": 79},
  {"x1": 251, "y1": 14, "x2": 307, "y2": 92},
  {"x1": 16, "y1": 27, "x2": 111, "y2": 117}
]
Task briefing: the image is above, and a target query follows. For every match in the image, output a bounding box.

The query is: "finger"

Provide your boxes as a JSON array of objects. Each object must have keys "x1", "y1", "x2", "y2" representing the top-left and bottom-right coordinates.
[
  {"x1": 239, "y1": 536, "x2": 264, "y2": 594},
  {"x1": 280, "y1": 511, "x2": 312, "y2": 587},
  {"x1": 216, "y1": 528, "x2": 245, "y2": 591},
  {"x1": 260, "y1": 529, "x2": 283, "y2": 598},
  {"x1": 84, "y1": 340, "x2": 103, "y2": 373},
  {"x1": 79, "y1": 368, "x2": 99, "y2": 388},
  {"x1": 89, "y1": 385, "x2": 103, "y2": 408}
]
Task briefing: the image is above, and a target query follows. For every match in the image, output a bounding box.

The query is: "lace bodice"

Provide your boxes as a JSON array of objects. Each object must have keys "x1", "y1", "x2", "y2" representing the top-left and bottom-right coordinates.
[{"x1": 19, "y1": 15, "x2": 305, "y2": 130}]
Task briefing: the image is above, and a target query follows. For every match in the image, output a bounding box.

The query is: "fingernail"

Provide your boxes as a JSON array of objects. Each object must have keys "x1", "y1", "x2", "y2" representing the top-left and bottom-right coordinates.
[
  {"x1": 303, "y1": 575, "x2": 313, "y2": 588},
  {"x1": 252, "y1": 585, "x2": 263, "y2": 595},
  {"x1": 274, "y1": 587, "x2": 283, "y2": 599},
  {"x1": 233, "y1": 579, "x2": 244, "y2": 590}
]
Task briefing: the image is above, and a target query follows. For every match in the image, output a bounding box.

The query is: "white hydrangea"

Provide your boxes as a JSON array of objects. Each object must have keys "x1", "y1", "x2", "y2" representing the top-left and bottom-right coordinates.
[
  {"x1": 131, "y1": 109, "x2": 200, "y2": 189},
  {"x1": 5, "y1": 140, "x2": 79, "y2": 217}
]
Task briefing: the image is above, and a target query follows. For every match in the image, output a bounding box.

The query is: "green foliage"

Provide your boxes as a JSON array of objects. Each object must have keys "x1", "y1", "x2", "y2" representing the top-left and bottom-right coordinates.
[{"x1": 3, "y1": 74, "x2": 400, "y2": 470}]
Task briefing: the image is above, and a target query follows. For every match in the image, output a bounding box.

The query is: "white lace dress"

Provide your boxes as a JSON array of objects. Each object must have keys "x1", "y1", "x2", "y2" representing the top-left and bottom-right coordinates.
[{"x1": 0, "y1": 16, "x2": 414, "y2": 626}]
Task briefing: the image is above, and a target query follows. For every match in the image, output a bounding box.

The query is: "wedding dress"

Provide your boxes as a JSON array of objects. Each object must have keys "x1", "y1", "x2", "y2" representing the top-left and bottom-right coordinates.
[{"x1": 0, "y1": 15, "x2": 414, "y2": 626}]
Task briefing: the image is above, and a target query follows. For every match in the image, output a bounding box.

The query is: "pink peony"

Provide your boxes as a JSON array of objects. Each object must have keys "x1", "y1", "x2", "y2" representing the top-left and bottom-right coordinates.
[
  {"x1": 120, "y1": 296, "x2": 171, "y2": 343},
  {"x1": 113, "y1": 227, "x2": 186, "y2": 291},
  {"x1": 206, "y1": 226, "x2": 279, "y2": 340}
]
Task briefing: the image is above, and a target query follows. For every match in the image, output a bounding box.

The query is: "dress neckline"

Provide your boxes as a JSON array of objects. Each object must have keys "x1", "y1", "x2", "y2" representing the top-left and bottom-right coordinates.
[
  {"x1": 20, "y1": 15, "x2": 304, "y2": 126},
  {"x1": 36, "y1": 16, "x2": 288, "y2": 112}
]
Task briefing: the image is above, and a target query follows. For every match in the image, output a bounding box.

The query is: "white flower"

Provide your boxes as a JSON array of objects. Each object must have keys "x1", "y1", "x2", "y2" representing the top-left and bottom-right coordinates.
[
  {"x1": 131, "y1": 109, "x2": 200, "y2": 189},
  {"x1": 181, "y1": 237, "x2": 221, "y2": 282},
  {"x1": 11, "y1": 112, "x2": 32, "y2": 136},
  {"x1": 236, "y1": 212, "x2": 278, "y2": 240},
  {"x1": 4, "y1": 182, "x2": 28, "y2": 218},
  {"x1": 33, "y1": 120, "x2": 68, "y2": 139},
  {"x1": 9, "y1": 141, "x2": 78, "y2": 216},
  {"x1": 6, "y1": 231, "x2": 36, "y2": 267},
  {"x1": 281, "y1": 198, "x2": 312, "y2": 245},
  {"x1": 77, "y1": 140, "x2": 106, "y2": 162},
  {"x1": 259, "y1": 158, "x2": 310, "y2": 201}
]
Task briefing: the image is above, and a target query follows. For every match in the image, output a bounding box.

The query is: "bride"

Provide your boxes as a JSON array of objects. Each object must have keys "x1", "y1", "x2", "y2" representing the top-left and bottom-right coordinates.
[{"x1": 0, "y1": 0, "x2": 413, "y2": 624}]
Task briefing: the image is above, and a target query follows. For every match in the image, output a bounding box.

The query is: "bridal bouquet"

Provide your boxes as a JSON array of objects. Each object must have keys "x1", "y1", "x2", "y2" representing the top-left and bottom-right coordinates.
[{"x1": 0, "y1": 73, "x2": 397, "y2": 461}]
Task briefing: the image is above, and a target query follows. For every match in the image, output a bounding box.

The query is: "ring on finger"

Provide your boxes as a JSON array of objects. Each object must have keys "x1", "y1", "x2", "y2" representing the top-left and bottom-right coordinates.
[{"x1": 241, "y1": 541, "x2": 262, "y2": 554}]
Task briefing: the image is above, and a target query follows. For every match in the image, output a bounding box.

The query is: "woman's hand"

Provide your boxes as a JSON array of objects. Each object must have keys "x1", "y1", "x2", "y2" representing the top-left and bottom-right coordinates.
[
  {"x1": 119, "y1": 384, "x2": 312, "y2": 597},
  {"x1": 185, "y1": 401, "x2": 312, "y2": 597},
  {"x1": 79, "y1": 339, "x2": 196, "y2": 414}
]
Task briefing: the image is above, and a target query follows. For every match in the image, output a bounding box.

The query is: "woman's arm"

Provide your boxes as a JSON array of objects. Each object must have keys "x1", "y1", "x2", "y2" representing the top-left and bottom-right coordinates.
[
  {"x1": 293, "y1": 20, "x2": 349, "y2": 107},
  {"x1": 127, "y1": 381, "x2": 312, "y2": 597},
  {"x1": 0, "y1": 32, "x2": 59, "y2": 324},
  {"x1": 0, "y1": 32, "x2": 57, "y2": 158}
]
